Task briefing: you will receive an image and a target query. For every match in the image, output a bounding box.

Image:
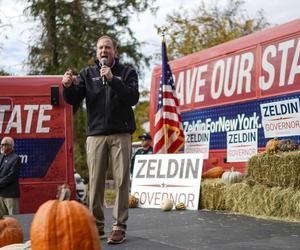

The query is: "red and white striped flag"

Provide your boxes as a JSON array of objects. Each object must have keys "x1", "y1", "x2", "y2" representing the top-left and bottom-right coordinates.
[{"x1": 153, "y1": 41, "x2": 185, "y2": 153}]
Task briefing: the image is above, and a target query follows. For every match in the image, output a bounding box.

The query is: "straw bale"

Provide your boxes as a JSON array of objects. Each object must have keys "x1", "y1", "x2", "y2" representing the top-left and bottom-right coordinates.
[
  {"x1": 200, "y1": 180, "x2": 300, "y2": 222},
  {"x1": 246, "y1": 151, "x2": 300, "y2": 189},
  {"x1": 200, "y1": 179, "x2": 226, "y2": 210}
]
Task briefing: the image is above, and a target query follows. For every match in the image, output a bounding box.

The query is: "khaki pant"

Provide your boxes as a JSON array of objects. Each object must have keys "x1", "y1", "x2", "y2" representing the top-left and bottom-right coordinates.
[
  {"x1": 86, "y1": 134, "x2": 131, "y2": 231},
  {"x1": 0, "y1": 197, "x2": 19, "y2": 215}
]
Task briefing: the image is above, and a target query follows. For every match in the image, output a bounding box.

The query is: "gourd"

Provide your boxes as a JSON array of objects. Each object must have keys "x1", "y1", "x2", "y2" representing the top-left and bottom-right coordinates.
[
  {"x1": 278, "y1": 139, "x2": 298, "y2": 152},
  {"x1": 0, "y1": 241, "x2": 31, "y2": 250},
  {"x1": 128, "y1": 195, "x2": 139, "y2": 208},
  {"x1": 202, "y1": 166, "x2": 224, "y2": 179},
  {"x1": 221, "y1": 168, "x2": 243, "y2": 184},
  {"x1": 0, "y1": 214, "x2": 23, "y2": 247},
  {"x1": 265, "y1": 138, "x2": 279, "y2": 154},
  {"x1": 160, "y1": 198, "x2": 174, "y2": 211},
  {"x1": 30, "y1": 200, "x2": 101, "y2": 250},
  {"x1": 175, "y1": 202, "x2": 186, "y2": 210},
  {"x1": 0, "y1": 243, "x2": 25, "y2": 250}
]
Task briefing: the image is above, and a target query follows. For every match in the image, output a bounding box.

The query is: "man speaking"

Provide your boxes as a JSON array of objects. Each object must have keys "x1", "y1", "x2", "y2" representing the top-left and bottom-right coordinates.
[{"x1": 62, "y1": 35, "x2": 139, "y2": 244}]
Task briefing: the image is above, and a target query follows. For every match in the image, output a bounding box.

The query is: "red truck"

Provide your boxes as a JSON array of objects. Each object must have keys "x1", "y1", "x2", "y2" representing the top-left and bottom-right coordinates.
[
  {"x1": 150, "y1": 19, "x2": 300, "y2": 173},
  {"x1": 0, "y1": 76, "x2": 76, "y2": 213}
]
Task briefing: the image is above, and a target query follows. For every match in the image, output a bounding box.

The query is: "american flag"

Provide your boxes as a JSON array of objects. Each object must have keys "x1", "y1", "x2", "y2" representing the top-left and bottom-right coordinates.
[{"x1": 153, "y1": 41, "x2": 185, "y2": 153}]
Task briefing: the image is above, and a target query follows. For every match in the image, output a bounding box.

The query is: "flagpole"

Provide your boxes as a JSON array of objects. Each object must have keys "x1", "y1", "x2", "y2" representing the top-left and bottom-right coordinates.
[
  {"x1": 154, "y1": 26, "x2": 185, "y2": 154},
  {"x1": 158, "y1": 26, "x2": 168, "y2": 152}
]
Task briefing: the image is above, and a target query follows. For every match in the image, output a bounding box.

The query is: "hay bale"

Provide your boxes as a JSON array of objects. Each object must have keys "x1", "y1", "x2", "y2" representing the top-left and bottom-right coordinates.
[
  {"x1": 200, "y1": 180, "x2": 300, "y2": 222},
  {"x1": 224, "y1": 183, "x2": 253, "y2": 212},
  {"x1": 246, "y1": 151, "x2": 300, "y2": 189},
  {"x1": 224, "y1": 183, "x2": 275, "y2": 216},
  {"x1": 200, "y1": 179, "x2": 226, "y2": 210}
]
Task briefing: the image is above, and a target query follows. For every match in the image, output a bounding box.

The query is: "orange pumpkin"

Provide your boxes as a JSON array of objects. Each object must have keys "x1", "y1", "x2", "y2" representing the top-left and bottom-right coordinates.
[
  {"x1": 202, "y1": 166, "x2": 224, "y2": 179},
  {"x1": 30, "y1": 200, "x2": 101, "y2": 250},
  {"x1": 265, "y1": 138, "x2": 279, "y2": 154},
  {"x1": 128, "y1": 195, "x2": 139, "y2": 208},
  {"x1": 0, "y1": 215, "x2": 23, "y2": 247}
]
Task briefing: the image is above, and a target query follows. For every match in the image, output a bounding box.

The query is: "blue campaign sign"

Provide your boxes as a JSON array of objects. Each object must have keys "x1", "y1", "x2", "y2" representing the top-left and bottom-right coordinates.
[
  {"x1": 182, "y1": 93, "x2": 300, "y2": 150},
  {"x1": 15, "y1": 138, "x2": 65, "y2": 178}
]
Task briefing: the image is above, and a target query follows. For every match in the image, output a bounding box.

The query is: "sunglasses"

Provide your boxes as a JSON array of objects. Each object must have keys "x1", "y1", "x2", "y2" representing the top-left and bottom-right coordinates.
[{"x1": 0, "y1": 143, "x2": 10, "y2": 147}]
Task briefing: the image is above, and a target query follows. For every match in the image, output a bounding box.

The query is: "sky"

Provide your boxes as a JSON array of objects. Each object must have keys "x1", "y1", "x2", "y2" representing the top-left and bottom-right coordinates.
[{"x1": 0, "y1": 0, "x2": 300, "y2": 89}]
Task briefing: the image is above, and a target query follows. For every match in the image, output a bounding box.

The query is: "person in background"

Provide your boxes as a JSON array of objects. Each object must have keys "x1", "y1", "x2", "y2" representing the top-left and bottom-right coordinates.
[
  {"x1": 0, "y1": 136, "x2": 21, "y2": 215},
  {"x1": 130, "y1": 133, "x2": 153, "y2": 176},
  {"x1": 62, "y1": 35, "x2": 139, "y2": 244}
]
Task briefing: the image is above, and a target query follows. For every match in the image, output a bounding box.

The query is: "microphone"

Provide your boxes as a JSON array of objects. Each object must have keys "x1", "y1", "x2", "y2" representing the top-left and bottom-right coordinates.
[{"x1": 100, "y1": 58, "x2": 108, "y2": 85}]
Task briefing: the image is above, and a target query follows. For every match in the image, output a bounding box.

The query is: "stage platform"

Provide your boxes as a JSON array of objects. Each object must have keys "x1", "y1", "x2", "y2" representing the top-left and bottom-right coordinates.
[{"x1": 15, "y1": 207, "x2": 300, "y2": 250}]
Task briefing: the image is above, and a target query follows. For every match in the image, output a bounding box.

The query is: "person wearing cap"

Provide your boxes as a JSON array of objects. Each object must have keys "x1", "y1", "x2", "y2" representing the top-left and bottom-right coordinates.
[{"x1": 130, "y1": 133, "x2": 153, "y2": 176}]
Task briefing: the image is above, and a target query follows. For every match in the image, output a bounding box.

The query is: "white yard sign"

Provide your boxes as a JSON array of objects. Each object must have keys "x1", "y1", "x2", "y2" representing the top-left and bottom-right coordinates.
[
  {"x1": 227, "y1": 129, "x2": 258, "y2": 162},
  {"x1": 260, "y1": 98, "x2": 300, "y2": 138},
  {"x1": 131, "y1": 153, "x2": 203, "y2": 210},
  {"x1": 184, "y1": 130, "x2": 210, "y2": 159}
]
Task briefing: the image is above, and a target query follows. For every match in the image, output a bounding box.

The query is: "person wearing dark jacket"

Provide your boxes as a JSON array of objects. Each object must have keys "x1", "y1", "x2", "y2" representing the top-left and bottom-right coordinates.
[
  {"x1": 62, "y1": 35, "x2": 139, "y2": 244},
  {"x1": 0, "y1": 136, "x2": 21, "y2": 215},
  {"x1": 131, "y1": 133, "x2": 153, "y2": 176}
]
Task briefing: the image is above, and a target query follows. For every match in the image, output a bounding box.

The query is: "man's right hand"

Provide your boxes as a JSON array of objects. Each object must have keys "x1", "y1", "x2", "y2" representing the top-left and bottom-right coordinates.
[{"x1": 62, "y1": 70, "x2": 74, "y2": 88}]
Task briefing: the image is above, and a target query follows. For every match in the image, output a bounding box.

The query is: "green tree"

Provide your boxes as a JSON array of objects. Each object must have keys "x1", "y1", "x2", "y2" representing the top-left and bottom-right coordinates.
[
  {"x1": 0, "y1": 69, "x2": 10, "y2": 76},
  {"x1": 25, "y1": 0, "x2": 156, "y2": 74},
  {"x1": 163, "y1": 0, "x2": 269, "y2": 60},
  {"x1": 132, "y1": 89, "x2": 150, "y2": 141},
  {"x1": 73, "y1": 105, "x2": 88, "y2": 180}
]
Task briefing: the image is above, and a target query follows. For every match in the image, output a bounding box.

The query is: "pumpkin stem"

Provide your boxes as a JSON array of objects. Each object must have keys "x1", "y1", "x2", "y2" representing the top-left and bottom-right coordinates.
[
  {"x1": 230, "y1": 167, "x2": 235, "y2": 172},
  {"x1": 56, "y1": 184, "x2": 71, "y2": 201}
]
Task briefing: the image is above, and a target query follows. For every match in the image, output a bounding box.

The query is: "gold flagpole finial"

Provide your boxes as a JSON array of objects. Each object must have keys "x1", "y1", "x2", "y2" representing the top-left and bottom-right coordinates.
[
  {"x1": 157, "y1": 26, "x2": 169, "y2": 151},
  {"x1": 157, "y1": 26, "x2": 168, "y2": 42}
]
